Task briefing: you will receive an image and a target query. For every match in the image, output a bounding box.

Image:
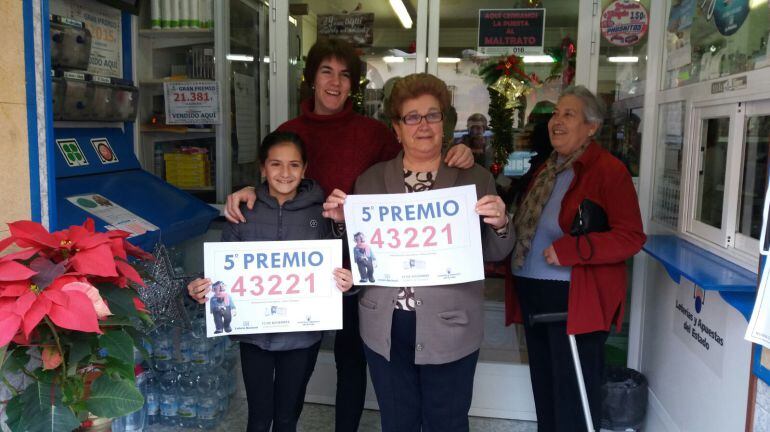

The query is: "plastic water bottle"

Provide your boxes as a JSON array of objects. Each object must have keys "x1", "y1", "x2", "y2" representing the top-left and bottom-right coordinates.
[
  {"x1": 144, "y1": 370, "x2": 159, "y2": 426},
  {"x1": 196, "y1": 372, "x2": 218, "y2": 429},
  {"x1": 152, "y1": 328, "x2": 173, "y2": 372},
  {"x1": 112, "y1": 367, "x2": 147, "y2": 431},
  {"x1": 191, "y1": 319, "x2": 210, "y2": 368},
  {"x1": 158, "y1": 370, "x2": 179, "y2": 426},
  {"x1": 177, "y1": 371, "x2": 198, "y2": 428}
]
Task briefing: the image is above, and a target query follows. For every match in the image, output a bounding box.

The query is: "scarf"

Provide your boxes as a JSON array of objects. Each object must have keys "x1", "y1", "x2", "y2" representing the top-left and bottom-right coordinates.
[{"x1": 511, "y1": 143, "x2": 589, "y2": 268}]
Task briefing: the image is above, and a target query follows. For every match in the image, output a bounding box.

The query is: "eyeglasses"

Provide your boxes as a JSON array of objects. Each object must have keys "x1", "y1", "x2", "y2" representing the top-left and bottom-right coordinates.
[{"x1": 399, "y1": 111, "x2": 444, "y2": 125}]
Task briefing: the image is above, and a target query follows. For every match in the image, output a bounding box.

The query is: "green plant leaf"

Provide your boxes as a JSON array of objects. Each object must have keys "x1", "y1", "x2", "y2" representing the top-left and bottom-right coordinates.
[
  {"x1": 1, "y1": 347, "x2": 30, "y2": 375},
  {"x1": 104, "y1": 357, "x2": 135, "y2": 381},
  {"x1": 85, "y1": 374, "x2": 144, "y2": 418},
  {"x1": 98, "y1": 329, "x2": 134, "y2": 365},
  {"x1": 98, "y1": 284, "x2": 139, "y2": 318},
  {"x1": 66, "y1": 334, "x2": 94, "y2": 370},
  {"x1": 5, "y1": 380, "x2": 80, "y2": 432}
]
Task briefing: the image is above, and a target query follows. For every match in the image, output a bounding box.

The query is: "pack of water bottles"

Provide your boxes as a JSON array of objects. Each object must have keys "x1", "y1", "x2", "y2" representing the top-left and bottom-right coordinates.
[{"x1": 112, "y1": 312, "x2": 240, "y2": 431}]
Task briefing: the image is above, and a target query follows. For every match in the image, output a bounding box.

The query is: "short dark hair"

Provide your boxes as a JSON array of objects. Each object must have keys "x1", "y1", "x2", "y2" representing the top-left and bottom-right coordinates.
[
  {"x1": 353, "y1": 232, "x2": 364, "y2": 241},
  {"x1": 386, "y1": 73, "x2": 451, "y2": 121},
  {"x1": 259, "y1": 131, "x2": 307, "y2": 166},
  {"x1": 303, "y1": 38, "x2": 361, "y2": 96}
]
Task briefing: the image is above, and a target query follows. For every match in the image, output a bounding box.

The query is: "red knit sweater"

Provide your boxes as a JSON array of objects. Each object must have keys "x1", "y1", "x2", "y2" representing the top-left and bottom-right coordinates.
[{"x1": 277, "y1": 99, "x2": 401, "y2": 195}]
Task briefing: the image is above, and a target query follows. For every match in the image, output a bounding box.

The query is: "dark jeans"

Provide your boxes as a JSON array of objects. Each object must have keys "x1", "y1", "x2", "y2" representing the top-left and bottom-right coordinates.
[
  {"x1": 240, "y1": 341, "x2": 321, "y2": 432},
  {"x1": 334, "y1": 293, "x2": 368, "y2": 432},
  {"x1": 514, "y1": 276, "x2": 608, "y2": 432},
  {"x1": 355, "y1": 260, "x2": 375, "y2": 282},
  {"x1": 212, "y1": 308, "x2": 232, "y2": 333},
  {"x1": 364, "y1": 309, "x2": 479, "y2": 432}
]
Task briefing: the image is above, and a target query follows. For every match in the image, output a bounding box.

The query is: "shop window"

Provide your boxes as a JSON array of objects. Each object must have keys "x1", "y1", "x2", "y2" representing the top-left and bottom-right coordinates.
[
  {"x1": 652, "y1": 102, "x2": 685, "y2": 229},
  {"x1": 663, "y1": 0, "x2": 770, "y2": 90},
  {"x1": 685, "y1": 100, "x2": 770, "y2": 260}
]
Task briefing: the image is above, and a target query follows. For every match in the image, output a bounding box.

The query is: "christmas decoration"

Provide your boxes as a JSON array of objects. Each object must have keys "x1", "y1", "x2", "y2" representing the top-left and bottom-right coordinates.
[
  {"x1": 478, "y1": 54, "x2": 538, "y2": 170},
  {"x1": 545, "y1": 37, "x2": 577, "y2": 87},
  {"x1": 137, "y1": 242, "x2": 190, "y2": 331},
  {"x1": 490, "y1": 162, "x2": 502, "y2": 176}
]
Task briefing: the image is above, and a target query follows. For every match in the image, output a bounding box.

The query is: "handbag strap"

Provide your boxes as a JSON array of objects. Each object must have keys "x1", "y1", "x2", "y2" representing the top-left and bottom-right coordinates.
[{"x1": 575, "y1": 234, "x2": 594, "y2": 261}]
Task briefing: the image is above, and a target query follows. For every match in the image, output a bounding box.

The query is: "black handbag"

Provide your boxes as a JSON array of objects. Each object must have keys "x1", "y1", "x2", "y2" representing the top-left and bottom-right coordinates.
[{"x1": 570, "y1": 199, "x2": 609, "y2": 260}]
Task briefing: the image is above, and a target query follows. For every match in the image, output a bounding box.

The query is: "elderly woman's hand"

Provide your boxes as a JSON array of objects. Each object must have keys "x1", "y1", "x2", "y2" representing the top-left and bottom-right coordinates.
[
  {"x1": 333, "y1": 268, "x2": 354, "y2": 292},
  {"x1": 322, "y1": 189, "x2": 347, "y2": 222},
  {"x1": 188, "y1": 278, "x2": 211, "y2": 304},
  {"x1": 225, "y1": 186, "x2": 258, "y2": 223},
  {"x1": 475, "y1": 195, "x2": 508, "y2": 230},
  {"x1": 445, "y1": 144, "x2": 474, "y2": 169},
  {"x1": 543, "y1": 245, "x2": 562, "y2": 266}
]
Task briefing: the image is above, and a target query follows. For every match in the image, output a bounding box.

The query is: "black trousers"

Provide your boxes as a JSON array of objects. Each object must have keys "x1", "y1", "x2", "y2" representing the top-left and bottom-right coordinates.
[
  {"x1": 365, "y1": 309, "x2": 479, "y2": 432},
  {"x1": 333, "y1": 293, "x2": 368, "y2": 432},
  {"x1": 239, "y1": 341, "x2": 321, "y2": 432},
  {"x1": 514, "y1": 276, "x2": 608, "y2": 432}
]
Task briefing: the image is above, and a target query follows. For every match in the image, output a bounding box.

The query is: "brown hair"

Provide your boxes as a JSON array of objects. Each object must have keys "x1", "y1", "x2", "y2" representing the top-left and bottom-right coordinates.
[
  {"x1": 302, "y1": 38, "x2": 361, "y2": 96},
  {"x1": 386, "y1": 73, "x2": 451, "y2": 121}
]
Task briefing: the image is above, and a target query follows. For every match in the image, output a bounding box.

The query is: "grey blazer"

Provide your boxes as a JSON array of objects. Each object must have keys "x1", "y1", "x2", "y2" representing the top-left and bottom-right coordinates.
[{"x1": 353, "y1": 152, "x2": 514, "y2": 365}]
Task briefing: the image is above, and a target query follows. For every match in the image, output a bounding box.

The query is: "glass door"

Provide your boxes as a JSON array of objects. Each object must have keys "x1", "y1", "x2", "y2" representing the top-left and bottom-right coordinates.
[
  {"x1": 430, "y1": 0, "x2": 584, "y2": 420},
  {"x1": 223, "y1": 0, "x2": 270, "y2": 197}
]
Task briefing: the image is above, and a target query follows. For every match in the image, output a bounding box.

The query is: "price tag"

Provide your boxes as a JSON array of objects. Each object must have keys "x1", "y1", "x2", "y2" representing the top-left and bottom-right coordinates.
[
  {"x1": 164, "y1": 81, "x2": 221, "y2": 125},
  {"x1": 343, "y1": 185, "x2": 484, "y2": 287},
  {"x1": 203, "y1": 239, "x2": 343, "y2": 337}
]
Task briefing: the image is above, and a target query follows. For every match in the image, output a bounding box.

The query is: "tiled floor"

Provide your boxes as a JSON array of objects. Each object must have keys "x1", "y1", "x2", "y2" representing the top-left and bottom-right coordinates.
[{"x1": 146, "y1": 399, "x2": 538, "y2": 431}]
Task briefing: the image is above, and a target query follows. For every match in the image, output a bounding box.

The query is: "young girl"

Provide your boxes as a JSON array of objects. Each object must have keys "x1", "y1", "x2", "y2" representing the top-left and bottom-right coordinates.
[{"x1": 187, "y1": 131, "x2": 353, "y2": 432}]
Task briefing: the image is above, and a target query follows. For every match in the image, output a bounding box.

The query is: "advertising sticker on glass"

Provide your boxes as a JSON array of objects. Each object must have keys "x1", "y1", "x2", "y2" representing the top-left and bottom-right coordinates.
[
  {"x1": 317, "y1": 13, "x2": 374, "y2": 47},
  {"x1": 477, "y1": 9, "x2": 546, "y2": 56}
]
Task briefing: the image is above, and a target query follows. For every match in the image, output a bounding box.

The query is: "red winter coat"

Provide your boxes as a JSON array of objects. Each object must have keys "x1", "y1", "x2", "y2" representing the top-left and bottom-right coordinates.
[{"x1": 504, "y1": 141, "x2": 646, "y2": 334}]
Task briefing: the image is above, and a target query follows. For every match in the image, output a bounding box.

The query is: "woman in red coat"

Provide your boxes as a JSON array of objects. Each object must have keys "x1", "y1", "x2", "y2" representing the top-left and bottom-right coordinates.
[{"x1": 507, "y1": 85, "x2": 645, "y2": 432}]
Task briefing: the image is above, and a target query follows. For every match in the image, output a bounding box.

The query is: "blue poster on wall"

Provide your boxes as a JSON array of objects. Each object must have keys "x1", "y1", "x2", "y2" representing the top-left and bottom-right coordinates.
[{"x1": 712, "y1": 0, "x2": 749, "y2": 36}]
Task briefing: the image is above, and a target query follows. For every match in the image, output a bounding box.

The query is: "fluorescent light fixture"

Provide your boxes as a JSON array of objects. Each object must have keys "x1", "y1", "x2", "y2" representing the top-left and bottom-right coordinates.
[
  {"x1": 608, "y1": 56, "x2": 639, "y2": 63},
  {"x1": 523, "y1": 55, "x2": 554, "y2": 63},
  {"x1": 389, "y1": 0, "x2": 413, "y2": 29},
  {"x1": 263, "y1": 56, "x2": 270, "y2": 63},
  {"x1": 383, "y1": 56, "x2": 405, "y2": 63},
  {"x1": 437, "y1": 57, "x2": 461, "y2": 63},
  {"x1": 288, "y1": 16, "x2": 298, "y2": 26},
  {"x1": 226, "y1": 54, "x2": 254, "y2": 62},
  {"x1": 750, "y1": 0, "x2": 767, "y2": 9}
]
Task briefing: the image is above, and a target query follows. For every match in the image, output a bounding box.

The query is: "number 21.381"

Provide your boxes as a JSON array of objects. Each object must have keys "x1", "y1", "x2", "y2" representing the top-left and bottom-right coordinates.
[
  {"x1": 369, "y1": 223, "x2": 453, "y2": 249},
  {"x1": 229, "y1": 274, "x2": 314, "y2": 297}
]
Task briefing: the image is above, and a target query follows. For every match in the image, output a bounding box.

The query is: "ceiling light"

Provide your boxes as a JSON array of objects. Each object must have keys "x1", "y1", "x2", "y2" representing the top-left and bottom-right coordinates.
[
  {"x1": 383, "y1": 56, "x2": 405, "y2": 63},
  {"x1": 608, "y1": 56, "x2": 639, "y2": 63},
  {"x1": 437, "y1": 57, "x2": 461, "y2": 63},
  {"x1": 389, "y1": 0, "x2": 413, "y2": 29},
  {"x1": 523, "y1": 55, "x2": 554, "y2": 63},
  {"x1": 226, "y1": 54, "x2": 254, "y2": 62}
]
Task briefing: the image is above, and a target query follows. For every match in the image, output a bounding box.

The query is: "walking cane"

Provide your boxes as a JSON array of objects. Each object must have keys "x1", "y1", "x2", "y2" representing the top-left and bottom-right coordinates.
[{"x1": 529, "y1": 312, "x2": 595, "y2": 432}]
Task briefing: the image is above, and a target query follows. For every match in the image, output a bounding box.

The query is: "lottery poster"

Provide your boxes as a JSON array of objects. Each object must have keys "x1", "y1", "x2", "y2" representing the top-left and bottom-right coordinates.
[
  {"x1": 342, "y1": 185, "x2": 484, "y2": 287},
  {"x1": 203, "y1": 239, "x2": 343, "y2": 338}
]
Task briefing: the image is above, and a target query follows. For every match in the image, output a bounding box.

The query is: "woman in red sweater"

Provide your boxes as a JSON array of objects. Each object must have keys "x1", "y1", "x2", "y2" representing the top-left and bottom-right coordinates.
[
  {"x1": 507, "y1": 85, "x2": 645, "y2": 432},
  {"x1": 224, "y1": 38, "x2": 473, "y2": 432}
]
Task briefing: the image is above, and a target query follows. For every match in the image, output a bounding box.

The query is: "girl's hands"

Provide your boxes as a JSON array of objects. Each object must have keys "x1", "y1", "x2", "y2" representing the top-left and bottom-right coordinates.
[
  {"x1": 323, "y1": 189, "x2": 348, "y2": 222},
  {"x1": 476, "y1": 195, "x2": 508, "y2": 230},
  {"x1": 187, "y1": 278, "x2": 211, "y2": 304},
  {"x1": 333, "y1": 268, "x2": 354, "y2": 292}
]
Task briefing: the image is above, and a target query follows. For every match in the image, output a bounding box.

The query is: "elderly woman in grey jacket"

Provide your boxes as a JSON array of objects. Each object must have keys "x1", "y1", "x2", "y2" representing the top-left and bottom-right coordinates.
[{"x1": 323, "y1": 73, "x2": 514, "y2": 432}]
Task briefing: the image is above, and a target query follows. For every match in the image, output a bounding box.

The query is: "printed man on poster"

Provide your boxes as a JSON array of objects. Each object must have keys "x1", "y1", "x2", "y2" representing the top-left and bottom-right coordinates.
[
  {"x1": 203, "y1": 239, "x2": 343, "y2": 337},
  {"x1": 342, "y1": 185, "x2": 485, "y2": 287}
]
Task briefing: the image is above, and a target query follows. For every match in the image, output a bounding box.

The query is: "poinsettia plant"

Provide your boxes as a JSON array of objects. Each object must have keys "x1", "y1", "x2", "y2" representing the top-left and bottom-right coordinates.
[{"x1": 0, "y1": 219, "x2": 154, "y2": 432}]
